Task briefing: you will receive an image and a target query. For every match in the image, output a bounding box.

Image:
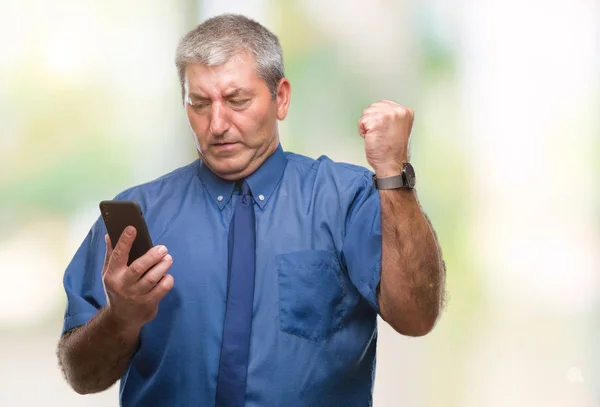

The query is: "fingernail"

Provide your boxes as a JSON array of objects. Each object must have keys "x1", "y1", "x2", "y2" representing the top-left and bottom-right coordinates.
[
  {"x1": 157, "y1": 246, "x2": 167, "y2": 255},
  {"x1": 165, "y1": 254, "x2": 172, "y2": 262},
  {"x1": 125, "y1": 227, "x2": 134, "y2": 236}
]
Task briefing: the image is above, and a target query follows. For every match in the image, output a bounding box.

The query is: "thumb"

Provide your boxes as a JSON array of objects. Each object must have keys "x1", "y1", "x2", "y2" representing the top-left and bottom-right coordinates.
[
  {"x1": 102, "y1": 234, "x2": 113, "y2": 275},
  {"x1": 358, "y1": 116, "x2": 369, "y2": 138}
]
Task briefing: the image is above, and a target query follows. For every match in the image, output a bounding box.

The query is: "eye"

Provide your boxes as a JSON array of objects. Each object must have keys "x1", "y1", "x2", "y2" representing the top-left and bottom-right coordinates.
[
  {"x1": 187, "y1": 99, "x2": 211, "y2": 113},
  {"x1": 228, "y1": 99, "x2": 250, "y2": 108},
  {"x1": 192, "y1": 102, "x2": 210, "y2": 110}
]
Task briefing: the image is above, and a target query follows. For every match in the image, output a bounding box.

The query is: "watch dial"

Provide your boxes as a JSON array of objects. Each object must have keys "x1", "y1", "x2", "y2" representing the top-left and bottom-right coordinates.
[{"x1": 404, "y1": 163, "x2": 416, "y2": 187}]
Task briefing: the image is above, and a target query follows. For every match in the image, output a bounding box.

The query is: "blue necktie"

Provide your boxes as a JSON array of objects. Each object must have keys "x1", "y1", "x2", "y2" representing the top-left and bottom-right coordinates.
[{"x1": 215, "y1": 181, "x2": 256, "y2": 407}]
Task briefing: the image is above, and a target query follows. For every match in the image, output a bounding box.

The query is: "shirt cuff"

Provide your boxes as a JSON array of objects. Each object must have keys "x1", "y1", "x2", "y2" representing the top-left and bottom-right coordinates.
[{"x1": 62, "y1": 312, "x2": 96, "y2": 335}]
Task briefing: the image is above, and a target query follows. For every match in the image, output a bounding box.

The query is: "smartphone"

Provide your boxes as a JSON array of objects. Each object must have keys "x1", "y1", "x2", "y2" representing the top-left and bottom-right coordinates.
[{"x1": 99, "y1": 200, "x2": 154, "y2": 266}]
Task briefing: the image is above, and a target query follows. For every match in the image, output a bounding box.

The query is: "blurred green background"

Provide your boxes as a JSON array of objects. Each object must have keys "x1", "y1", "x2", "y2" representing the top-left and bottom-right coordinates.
[{"x1": 0, "y1": 0, "x2": 598, "y2": 406}]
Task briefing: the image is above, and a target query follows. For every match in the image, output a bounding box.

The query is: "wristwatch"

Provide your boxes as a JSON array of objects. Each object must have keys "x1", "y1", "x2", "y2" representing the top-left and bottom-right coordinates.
[{"x1": 372, "y1": 163, "x2": 416, "y2": 190}]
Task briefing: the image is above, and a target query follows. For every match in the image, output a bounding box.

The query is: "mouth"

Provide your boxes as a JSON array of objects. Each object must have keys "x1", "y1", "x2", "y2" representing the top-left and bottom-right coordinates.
[{"x1": 212, "y1": 142, "x2": 240, "y2": 151}]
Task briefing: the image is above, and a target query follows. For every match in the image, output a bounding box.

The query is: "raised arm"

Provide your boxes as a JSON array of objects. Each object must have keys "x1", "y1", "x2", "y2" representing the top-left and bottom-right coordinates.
[{"x1": 358, "y1": 100, "x2": 446, "y2": 336}]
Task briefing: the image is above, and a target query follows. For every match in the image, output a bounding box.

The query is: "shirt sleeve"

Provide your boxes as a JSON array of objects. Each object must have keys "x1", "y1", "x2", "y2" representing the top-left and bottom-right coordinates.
[
  {"x1": 341, "y1": 172, "x2": 382, "y2": 313},
  {"x1": 61, "y1": 217, "x2": 108, "y2": 335}
]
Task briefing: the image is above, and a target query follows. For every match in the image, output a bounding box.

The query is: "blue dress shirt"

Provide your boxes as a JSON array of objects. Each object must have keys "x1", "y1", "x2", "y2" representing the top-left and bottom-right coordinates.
[{"x1": 61, "y1": 144, "x2": 383, "y2": 407}]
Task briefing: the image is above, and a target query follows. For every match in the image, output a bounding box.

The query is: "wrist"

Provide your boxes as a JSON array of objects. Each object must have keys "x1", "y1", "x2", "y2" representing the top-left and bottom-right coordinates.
[
  {"x1": 373, "y1": 159, "x2": 408, "y2": 178},
  {"x1": 373, "y1": 162, "x2": 416, "y2": 190},
  {"x1": 104, "y1": 306, "x2": 142, "y2": 342},
  {"x1": 374, "y1": 166, "x2": 402, "y2": 178}
]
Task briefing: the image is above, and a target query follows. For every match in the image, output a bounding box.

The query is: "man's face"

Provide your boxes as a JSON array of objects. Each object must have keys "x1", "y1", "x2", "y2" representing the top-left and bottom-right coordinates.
[{"x1": 183, "y1": 52, "x2": 290, "y2": 181}]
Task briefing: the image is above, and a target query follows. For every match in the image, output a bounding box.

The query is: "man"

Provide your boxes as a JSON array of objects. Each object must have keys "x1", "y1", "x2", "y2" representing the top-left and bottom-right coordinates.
[{"x1": 57, "y1": 13, "x2": 445, "y2": 407}]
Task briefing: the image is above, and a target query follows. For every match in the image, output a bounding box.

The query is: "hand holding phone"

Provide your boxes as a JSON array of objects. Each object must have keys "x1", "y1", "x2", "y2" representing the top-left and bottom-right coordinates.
[{"x1": 99, "y1": 200, "x2": 174, "y2": 330}]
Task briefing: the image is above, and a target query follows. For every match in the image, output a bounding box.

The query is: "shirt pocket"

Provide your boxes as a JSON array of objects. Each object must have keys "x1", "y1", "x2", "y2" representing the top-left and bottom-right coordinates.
[{"x1": 276, "y1": 250, "x2": 353, "y2": 342}]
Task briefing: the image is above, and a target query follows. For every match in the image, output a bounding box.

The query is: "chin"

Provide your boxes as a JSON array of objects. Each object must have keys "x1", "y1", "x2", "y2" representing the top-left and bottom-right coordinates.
[{"x1": 207, "y1": 156, "x2": 250, "y2": 180}]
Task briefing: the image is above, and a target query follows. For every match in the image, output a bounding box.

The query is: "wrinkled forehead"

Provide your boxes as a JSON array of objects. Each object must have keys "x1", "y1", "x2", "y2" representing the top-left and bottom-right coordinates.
[{"x1": 183, "y1": 52, "x2": 262, "y2": 97}]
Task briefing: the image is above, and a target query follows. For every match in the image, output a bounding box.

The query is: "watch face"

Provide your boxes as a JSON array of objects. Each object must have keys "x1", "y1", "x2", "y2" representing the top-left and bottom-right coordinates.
[{"x1": 404, "y1": 163, "x2": 416, "y2": 187}]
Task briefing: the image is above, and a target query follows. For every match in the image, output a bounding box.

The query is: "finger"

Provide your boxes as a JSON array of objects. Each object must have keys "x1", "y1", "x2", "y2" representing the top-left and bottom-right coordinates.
[
  {"x1": 147, "y1": 273, "x2": 175, "y2": 303},
  {"x1": 360, "y1": 111, "x2": 380, "y2": 121},
  {"x1": 358, "y1": 118, "x2": 366, "y2": 137},
  {"x1": 363, "y1": 101, "x2": 392, "y2": 113},
  {"x1": 102, "y1": 234, "x2": 113, "y2": 275},
  {"x1": 122, "y1": 245, "x2": 169, "y2": 285},
  {"x1": 358, "y1": 116, "x2": 371, "y2": 137},
  {"x1": 108, "y1": 226, "x2": 136, "y2": 270},
  {"x1": 137, "y1": 254, "x2": 173, "y2": 294},
  {"x1": 106, "y1": 233, "x2": 114, "y2": 252},
  {"x1": 358, "y1": 115, "x2": 379, "y2": 137},
  {"x1": 362, "y1": 106, "x2": 380, "y2": 116}
]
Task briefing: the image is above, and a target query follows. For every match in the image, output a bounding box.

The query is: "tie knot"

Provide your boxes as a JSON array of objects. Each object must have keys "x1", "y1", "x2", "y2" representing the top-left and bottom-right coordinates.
[{"x1": 238, "y1": 180, "x2": 252, "y2": 196}]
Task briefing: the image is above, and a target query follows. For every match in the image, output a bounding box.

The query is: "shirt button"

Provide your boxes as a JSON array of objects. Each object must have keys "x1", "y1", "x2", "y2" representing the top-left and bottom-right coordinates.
[
  {"x1": 217, "y1": 195, "x2": 223, "y2": 202},
  {"x1": 258, "y1": 194, "x2": 265, "y2": 201}
]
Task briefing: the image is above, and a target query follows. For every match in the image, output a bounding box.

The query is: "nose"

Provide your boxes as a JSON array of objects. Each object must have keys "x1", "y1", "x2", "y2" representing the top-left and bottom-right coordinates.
[{"x1": 209, "y1": 102, "x2": 230, "y2": 136}]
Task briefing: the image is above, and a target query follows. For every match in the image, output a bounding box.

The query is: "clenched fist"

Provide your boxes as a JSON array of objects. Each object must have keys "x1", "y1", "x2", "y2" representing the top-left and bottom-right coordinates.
[{"x1": 358, "y1": 100, "x2": 414, "y2": 177}]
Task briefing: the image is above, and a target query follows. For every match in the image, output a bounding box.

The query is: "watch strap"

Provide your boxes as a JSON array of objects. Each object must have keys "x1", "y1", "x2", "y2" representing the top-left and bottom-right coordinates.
[{"x1": 372, "y1": 174, "x2": 405, "y2": 190}]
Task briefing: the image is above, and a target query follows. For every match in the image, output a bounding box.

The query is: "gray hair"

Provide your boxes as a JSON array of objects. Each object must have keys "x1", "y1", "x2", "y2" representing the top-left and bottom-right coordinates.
[{"x1": 175, "y1": 14, "x2": 284, "y2": 99}]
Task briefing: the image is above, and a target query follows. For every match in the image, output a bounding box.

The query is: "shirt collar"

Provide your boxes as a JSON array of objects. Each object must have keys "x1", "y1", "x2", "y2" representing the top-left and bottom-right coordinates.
[
  {"x1": 197, "y1": 143, "x2": 287, "y2": 210},
  {"x1": 245, "y1": 143, "x2": 287, "y2": 209}
]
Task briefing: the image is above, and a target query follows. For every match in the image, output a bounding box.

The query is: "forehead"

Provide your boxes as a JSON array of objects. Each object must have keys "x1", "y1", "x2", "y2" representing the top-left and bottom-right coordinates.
[{"x1": 184, "y1": 53, "x2": 264, "y2": 96}]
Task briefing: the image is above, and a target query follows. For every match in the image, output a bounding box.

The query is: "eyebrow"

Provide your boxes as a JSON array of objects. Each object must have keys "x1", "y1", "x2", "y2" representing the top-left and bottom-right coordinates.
[
  {"x1": 188, "y1": 92, "x2": 210, "y2": 101},
  {"x1": 223, "y1": 88, "x2": 253, "y2": 98},
  {"x1": 188, "y1": 88, "x2": 254, "y2": 101}
]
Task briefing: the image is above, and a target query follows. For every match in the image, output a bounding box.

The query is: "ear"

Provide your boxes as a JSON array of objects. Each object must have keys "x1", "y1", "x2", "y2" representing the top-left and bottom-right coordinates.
[{"x1": 275, "y1": 78, "x2": 291, "y2": 121}]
